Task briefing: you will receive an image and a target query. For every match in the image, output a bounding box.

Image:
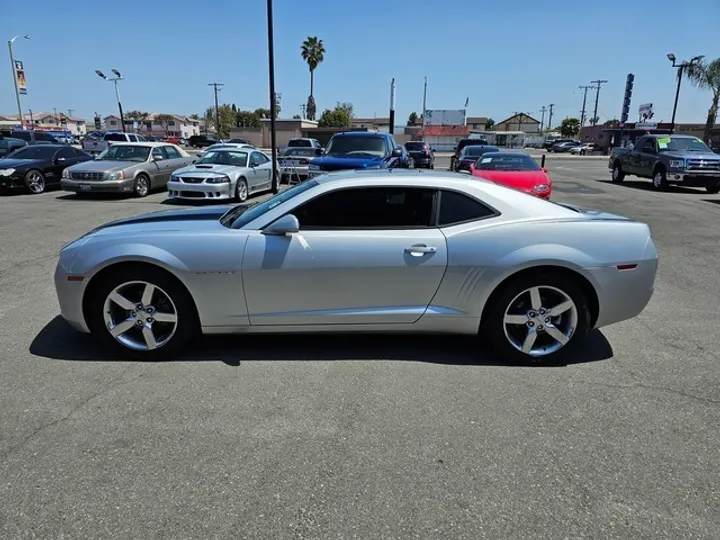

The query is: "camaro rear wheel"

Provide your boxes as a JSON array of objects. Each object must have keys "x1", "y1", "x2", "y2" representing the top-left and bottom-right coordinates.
[
  {"x1": 87, "y1": 266, "x2": 198, "y2": 360},
  {"x1": 483, "y1": 273, "x2": 590, "y2": 364}
]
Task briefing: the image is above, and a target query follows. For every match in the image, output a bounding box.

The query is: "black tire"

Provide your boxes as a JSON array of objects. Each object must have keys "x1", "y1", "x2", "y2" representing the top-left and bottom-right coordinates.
[
  {"x1": 85, "y1": 265, "x2": 199, "y2": 361},
  {"x1": 705, "y1": 186, "x2": 720, "y2": 194},
  {"x1": 652, "y1": 168, "x2": 669, "y2": 191},
  {"x1": 481, "y1": 272, "x2": 590, "y2": 365},
  {"x1": 134, "y1": 174, "x2": 151, "y2": 197},
  {"x1": 24, "y1": 169, "x2": 46, "y2": 194},
  {"x1": 235, "y1": 177, "x2": 248, "y2": 202},
  {"x1": 611, "y1": 162, "x2": 625, "y2": 183},
  {"x1": 271, "y1": 171, "x2": 279, "y2": 194}
]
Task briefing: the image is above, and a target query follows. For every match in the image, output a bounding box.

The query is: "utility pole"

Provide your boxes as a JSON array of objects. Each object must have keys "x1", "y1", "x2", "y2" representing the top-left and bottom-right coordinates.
[
  {"x1": 208, "y1": 82, "x2": 224, "y2": 136},
  {"x1": 389, "y1": 78, "x2": 396, "y2": 135},
  {"x1": 547, "y1": 104, "x2": 555, "y2": 132},
  {"x1": 590, "y1": 79, "x2": 608, "y2": 126},
  {"x1": 422, "y1": 76, "x2": 427, "y2": 122},
  {"x1": 539, "y1": 106, "x2": 547, "y2": 131},
  {"x1": 578, "y1": 85, "x2": 592, "y2": 128}
]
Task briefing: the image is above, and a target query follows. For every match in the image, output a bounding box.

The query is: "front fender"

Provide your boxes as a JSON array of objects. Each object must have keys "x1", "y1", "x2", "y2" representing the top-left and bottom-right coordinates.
[{"x1": 70, "y1": 242, "x2": 189, "y2": 276}]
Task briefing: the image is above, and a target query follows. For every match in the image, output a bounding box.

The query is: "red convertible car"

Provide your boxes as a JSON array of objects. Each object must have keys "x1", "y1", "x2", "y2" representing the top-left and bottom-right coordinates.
[{"x1": 469, "y1": 152, "x2": 552, "y2": 199}]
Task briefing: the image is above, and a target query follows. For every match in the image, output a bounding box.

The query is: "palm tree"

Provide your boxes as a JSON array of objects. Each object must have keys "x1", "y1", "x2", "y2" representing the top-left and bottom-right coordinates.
[
  {"x1": 684, "y1": 57, "x2": 720, "y2": 143},
  {"x1": 301, "y1": 36, "x2": 325, "y2": 120}
]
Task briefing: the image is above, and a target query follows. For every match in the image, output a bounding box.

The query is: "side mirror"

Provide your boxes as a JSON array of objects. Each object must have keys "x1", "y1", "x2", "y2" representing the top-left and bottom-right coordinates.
[
  {"x1": 263, "y1": 214, "x2": 300, "y2": 236},
  {"x1": 391, "y1": 147, "x2": 403, "y2": 157},
  {"x1": 315, "y1": 148, "x2": 324, "y2": 156},
  {"x1": 542, "y1": 167, "x2": 548, "y2": 173},
  {"x1": 55, "y1": 157, "x2": 66, "y2": 163},
  {"x1": 153, "y1": 155, "x2": 164, "y2": 161},
  {"x1": 191, "y1": 159, "x2": 197, "y2": 164}
]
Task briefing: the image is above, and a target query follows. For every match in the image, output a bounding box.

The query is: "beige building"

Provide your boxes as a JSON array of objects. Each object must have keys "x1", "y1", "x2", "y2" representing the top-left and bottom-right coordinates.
[
  {"x1": 0, "y1": 112, "x2": 87, "y2": 135},
  {"x1": 495, "y1": 113, "x2": 541, "y2": 133},
  {"x1": 103, "y1": 113, "x2": 201, "y2": 138}
]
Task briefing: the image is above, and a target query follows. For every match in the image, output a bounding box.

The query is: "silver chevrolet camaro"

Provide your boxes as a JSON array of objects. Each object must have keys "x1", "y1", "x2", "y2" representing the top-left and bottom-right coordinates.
[
  {"x1": 167, "y1": 147, "x2": 278, "y2": 202},
  {"x1": 54, "y1": 169, "x2": 658, "y2": 363}
]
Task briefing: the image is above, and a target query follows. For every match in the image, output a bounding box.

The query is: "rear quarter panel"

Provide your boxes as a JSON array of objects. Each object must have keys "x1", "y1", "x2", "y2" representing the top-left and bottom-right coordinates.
[{"x1": 432, "y1": 218, "x2": 656, "y2": 325}]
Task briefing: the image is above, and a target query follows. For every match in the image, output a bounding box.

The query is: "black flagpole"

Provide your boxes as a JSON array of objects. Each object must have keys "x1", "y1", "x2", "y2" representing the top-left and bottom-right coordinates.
[{"x1": 267, "y1": 0, "x2": 278, "y2": 191}]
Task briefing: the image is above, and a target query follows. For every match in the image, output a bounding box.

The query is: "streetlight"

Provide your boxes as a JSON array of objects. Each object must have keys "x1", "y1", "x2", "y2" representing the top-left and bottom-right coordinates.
[
  {"x1": 8, "y1": 34, "x2": 30, "y2": 126},
  {"x1": 95, "y1": 68, "x2": 126, "y2": 133},
  {"x1": 667, "y1": 53, "x2": 704, "y2": 134}
]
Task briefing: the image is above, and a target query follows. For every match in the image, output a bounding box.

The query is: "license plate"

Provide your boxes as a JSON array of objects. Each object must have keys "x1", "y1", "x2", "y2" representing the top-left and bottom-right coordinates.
[{"x1": 78, "y1": 183, "x2": 91, "y2": 191}]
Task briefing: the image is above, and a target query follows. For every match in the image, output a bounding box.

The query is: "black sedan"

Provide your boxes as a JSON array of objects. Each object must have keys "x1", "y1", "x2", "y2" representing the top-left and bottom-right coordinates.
[
  {"x1": 454, "y1": 145, "x2": 500, "y2": 172},
  {"x1": 0, "y1": 144, "x2": 92, "y2": 194}
]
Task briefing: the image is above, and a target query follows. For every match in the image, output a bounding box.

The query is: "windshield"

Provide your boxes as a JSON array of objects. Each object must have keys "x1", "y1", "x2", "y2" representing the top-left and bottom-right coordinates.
[
  {"x1": 96, "y1": 145, "x2": 150, "y2": 162},
  {"x1": 7, "y1": 146, "x2": 57, "y2": 160},
  {"x1": 221, "y1": 179, "x2": 319, "y2": 228},
  {"x1": 197, "y1": 150, "x2": 248, "y2": 166},
  {"x1": 476, "y1": 154, "x2": 540, "y2": 171},
  {"x1": 658, "y1": 137, "x2": 712, "y2": 153},
  {"x1": 405, "y1": 142, "x2": 427, "y2": 151},
  {"x1": 284, "y1": 148, "x2": 316, "y2": 157},
  {"x1": 325, "y1": 136, "x2": 386, "y2": 157},
  {"x1": 288, "y1": 139, "x2": 311, "y2": 147}
]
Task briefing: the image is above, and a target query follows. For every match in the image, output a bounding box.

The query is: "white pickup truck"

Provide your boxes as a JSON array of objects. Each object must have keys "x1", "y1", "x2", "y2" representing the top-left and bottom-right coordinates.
[{"x1": 82, "y1": 132, "x2": 147, "y2": 154}]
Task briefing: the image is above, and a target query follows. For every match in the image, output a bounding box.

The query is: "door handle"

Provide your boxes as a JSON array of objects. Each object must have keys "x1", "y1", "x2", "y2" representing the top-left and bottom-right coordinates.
[{"x1": 405, "y1": 245, "x2": 436, "y2": 256}]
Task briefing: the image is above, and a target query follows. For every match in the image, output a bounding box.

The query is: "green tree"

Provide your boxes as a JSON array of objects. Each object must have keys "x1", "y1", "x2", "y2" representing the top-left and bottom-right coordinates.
[
  {"x1": 485, "y1": 118, "x2": 495, "y2": 130},
  {"x1": 301, "y1": 36, "x2": 326, "y2": 120},
  {"x1": 154, "y1": 114, "x2": 175, "y2": 134},
  {"x1": 125, "y1": 110, "x2": 150, "y2": 133},
  {"x1": 407, "y1": 112, "x2": 418, "y2": 126},
  {"x1": 292, "y1": 114, "x2": 301, "y2": 119},
  {"x1": 318, "y1": 102, "x2": 353, "y2": 128},
  {"x1": 685, "y1": 57, "x2": 720, "y2": 142},
  {"x1": 306, "y1": 95, "x2": 317, "y2": 122},
  {"x1": 587, "y1": 115, "x2": 599, "y2": 125},
  {"x1": 604, "y1": 118, "x2": 620, "y2": 126},
  {"x1": 560, "y1": 117, "x2": 581, "y2": 137},
  {"x1": 204, "y1": 105, "x2": 236, "y2": 137}
]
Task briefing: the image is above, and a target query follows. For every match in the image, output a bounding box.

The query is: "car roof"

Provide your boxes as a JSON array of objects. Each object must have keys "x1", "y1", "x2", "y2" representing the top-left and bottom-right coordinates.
[
  {"x1": 464, "y1": 145, "x2": 498, "y2": 150},
  {"x1": 107, "y1": 142, "x2": 177, "y2": 147},
  {"x1": 334, "y1": 131, "x2": 389, "y2": 138},
  {"x1": 14, "y1": 143, "x2": 68, "y2": 149},
  {"x1": 312, "y1": 169, "x2": 577, "y2": 219},
  {"x1": 648, "y1": 134, "x2": 694, "y2": 139}
]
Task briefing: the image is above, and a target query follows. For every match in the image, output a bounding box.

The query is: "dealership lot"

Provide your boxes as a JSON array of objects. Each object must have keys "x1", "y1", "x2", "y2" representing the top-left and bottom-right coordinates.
[{"x1": 1, "y1": 159, "x2": 719, "y2": 539}]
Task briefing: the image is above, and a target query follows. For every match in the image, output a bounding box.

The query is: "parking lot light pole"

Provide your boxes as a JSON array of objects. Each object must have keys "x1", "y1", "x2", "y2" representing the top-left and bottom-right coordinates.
[
  {"x1": 8, "y1": 35, "x2": 30, "y2": 126},
  {"x1": 95, "y1": 69, "x2": 126, "y2": 133},
  {"x1": 266, "y1": 0, "x2": 278, "y2": 188},
  {"x1": 667, "y1": 53, "x2": 704, "y2": 134}
]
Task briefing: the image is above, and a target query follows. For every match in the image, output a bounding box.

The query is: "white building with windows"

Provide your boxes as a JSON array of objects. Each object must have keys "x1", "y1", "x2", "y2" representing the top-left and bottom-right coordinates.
[
  {"x1": 0, "y1": 112, "x2": 87, "y2": 135},
  {"x1": 102, "y1": 113, "x2": 201, "y2": 138}
]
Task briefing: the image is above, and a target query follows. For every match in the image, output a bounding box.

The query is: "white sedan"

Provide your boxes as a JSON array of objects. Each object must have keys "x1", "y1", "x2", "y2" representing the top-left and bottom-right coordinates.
[
  {"x1": 167, "y1": 147, "x2": 278, "y2": 202},
  {"x1": 197, "y1": 142, "x2": 255, "y2": 159},
  {"x1": 569, "y1": 143, "x2": 597, "y2": 155}
]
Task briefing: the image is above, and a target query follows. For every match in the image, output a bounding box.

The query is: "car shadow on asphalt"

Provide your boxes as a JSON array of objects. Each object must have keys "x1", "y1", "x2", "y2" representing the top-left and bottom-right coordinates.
[
  {"x1": 30, "y1": 316, "x2": 613, "y2": 368},
  {"x1": 595, "y1": 179, "x2": 708, "y2": 195},
  {"x1": 702, "y1": 199, "x2": 720, "y2": 206}
]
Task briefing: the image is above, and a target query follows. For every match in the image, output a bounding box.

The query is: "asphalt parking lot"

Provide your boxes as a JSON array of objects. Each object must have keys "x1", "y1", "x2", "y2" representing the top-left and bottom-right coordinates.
[{"x1": 1, "y1": 155, "x2": 719, "y2": 539}]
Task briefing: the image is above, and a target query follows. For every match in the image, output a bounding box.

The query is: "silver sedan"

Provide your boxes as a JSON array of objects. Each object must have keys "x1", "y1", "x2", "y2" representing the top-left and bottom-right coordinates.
[
  {"x1": 60, "y1": 142, "x2": 194, "y2": 197},
  {"x1": 54, "y1": 169, "x2": 658, "y2": 364}
]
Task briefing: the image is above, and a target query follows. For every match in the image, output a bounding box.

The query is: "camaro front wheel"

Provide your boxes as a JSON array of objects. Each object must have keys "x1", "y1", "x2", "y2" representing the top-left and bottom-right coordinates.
[
  {"x1": 483, "y1": 273, "x2": 590, "y2": 364},
  {"x1": 86, "y1": 265, "x2": 199, "y2": 360}
]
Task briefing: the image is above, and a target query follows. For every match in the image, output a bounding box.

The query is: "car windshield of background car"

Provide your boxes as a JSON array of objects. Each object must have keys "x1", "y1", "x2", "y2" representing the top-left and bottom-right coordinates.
[
  {"x1": 658, "y1": 137, "x2": 712, "y2": 152},
  {"x1": 405, "y1": 142, "x2": 427, "y2": 151},
  {"x1": 325, "y1": 136, "x2": 386, "y2": 157},
  {"x1": 288, "y1": 139, "x2": 311, "y2": 147},
  {"x1": 476, "y1": 154, "x2": 540, "y2": 171},
  {"x1": 7, "y1": 146, "x2": 56, "y2": 160},
  {"x1": 221, "y1": 179, "x2": 319, "y2": 229},
  {"x1": 198, "y1": 150, "x2": 248, "y2": 167},
  {"x1": 464, "y1": 146, "x2": 495, "y2": 157},
  {"x1": 96, "y1": 145, "x2": 151, "y2": 162}
]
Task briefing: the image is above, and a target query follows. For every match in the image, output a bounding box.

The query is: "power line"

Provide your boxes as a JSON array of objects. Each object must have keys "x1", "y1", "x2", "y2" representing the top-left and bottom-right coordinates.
[
  {"x1": 547, "y1": 104, "x2": 555, "y2": 130},
  {"x1": 590, "y1": 79, "x2": 608, "y2": 126},
  {"x1": 208, "y1": 82, "x2": 224, "y2": 136}
]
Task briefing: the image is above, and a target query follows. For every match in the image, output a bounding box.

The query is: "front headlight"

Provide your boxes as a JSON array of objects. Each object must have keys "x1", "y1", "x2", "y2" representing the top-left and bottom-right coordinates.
[
  {"x1": 206, "y1": 176, "x2": 230, "y2": 184},
  {"x1": 170, "y1": 175, "x2": 179, "y2": 182},
  {"x1": 669, "y1": 159, "x2": 685, "y2": 168},
  {"x1": 532, "y1": 184, "x2": 550, "y2": 193},
  {"x1": 0, "y1": 168, "x2": 15, "y2": 177},
  {"x1": 62, "y1": 168, "x2": 71, "y2": 178},
  {"x1": 104, "y1": 171, "x2": 124, "y2": 180}
]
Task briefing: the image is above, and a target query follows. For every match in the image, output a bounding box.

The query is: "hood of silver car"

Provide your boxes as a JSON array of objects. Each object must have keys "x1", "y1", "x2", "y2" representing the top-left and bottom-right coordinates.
[
  {"x1": 86, "y1": 206, "x2": 234, "y2": 237},
  {"x1": 173, "y1": 164, "x2": 245, "y2": 176},
  {"x1": 67, "y1": 160, "x2": 137, "y2": 173}
]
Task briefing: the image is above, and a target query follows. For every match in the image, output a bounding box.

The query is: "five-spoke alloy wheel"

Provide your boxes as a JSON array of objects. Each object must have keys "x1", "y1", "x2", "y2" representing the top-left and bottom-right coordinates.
[
  {"x1": 483, "y1": 273, "x2": 590, "y2": 364},
  {"x1": 87, "y1": 265, "x2": 198, "y2": 360}
]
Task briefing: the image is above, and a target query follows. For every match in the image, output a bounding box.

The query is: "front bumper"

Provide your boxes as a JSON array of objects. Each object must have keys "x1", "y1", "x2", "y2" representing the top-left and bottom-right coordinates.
[
  {"x1": 61, "y1": 178, "x2": 135, "y2": 193},
  {"x1": 54, "y1": 261, "x2": 90, "y2": 333},
  {"x1": 666, "y1": 171, "x2": 720, "y2": 187},
  {"x1": 167, "y1": 180, "x2": 233, "y2": 200},
  {"x1": 0, "y1": 174, "x2": 24, "y2": 189}
]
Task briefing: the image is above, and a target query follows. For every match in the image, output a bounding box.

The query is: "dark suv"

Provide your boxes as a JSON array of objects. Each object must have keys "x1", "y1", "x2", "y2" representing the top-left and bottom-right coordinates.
[
  {"x1": 11, "y1": 130, "x2": 58, "y2": 145},
  {"x1": 404, "y1": 141, "x2": 435, "y2": 169},
  {"x1": 188, "y1": 135, "x2": 220, "y2": 148}
]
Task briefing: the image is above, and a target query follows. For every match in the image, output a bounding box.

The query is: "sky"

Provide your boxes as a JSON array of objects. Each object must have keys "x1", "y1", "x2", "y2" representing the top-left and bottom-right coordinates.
[{"x1": 2, "y1": 0, "x2": 719, "y2": 126}]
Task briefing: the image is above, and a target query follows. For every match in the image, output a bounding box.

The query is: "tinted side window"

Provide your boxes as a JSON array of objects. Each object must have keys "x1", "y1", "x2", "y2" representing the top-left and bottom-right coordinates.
[
  {"x1": 105, "y1": 133, "x2": 127, "y2": 142},
  {"x1": 256, "y1": 152, "x2": 270, "y2": 164},
  {"x1": 164, "y1": 146, "x2": 181, "y2": 159},
  {"x1": 74, "y1": 148, "x2": 90, "y2": 157},
  {"x1": 438, "y1": 190, "x2": 495, "y2": 226},
  {"x1": 13, "y1": 132, "x2": 31, "y2": 141},
  {"x1": 295, "y1": 187, "x2": 435, "y2": 229},
  {"x1": 37, "y1": 132, "x2": 57, "y2": 142},
  {"x1": 56, "y1": 147, "x2": 75, "y2": 159}
]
